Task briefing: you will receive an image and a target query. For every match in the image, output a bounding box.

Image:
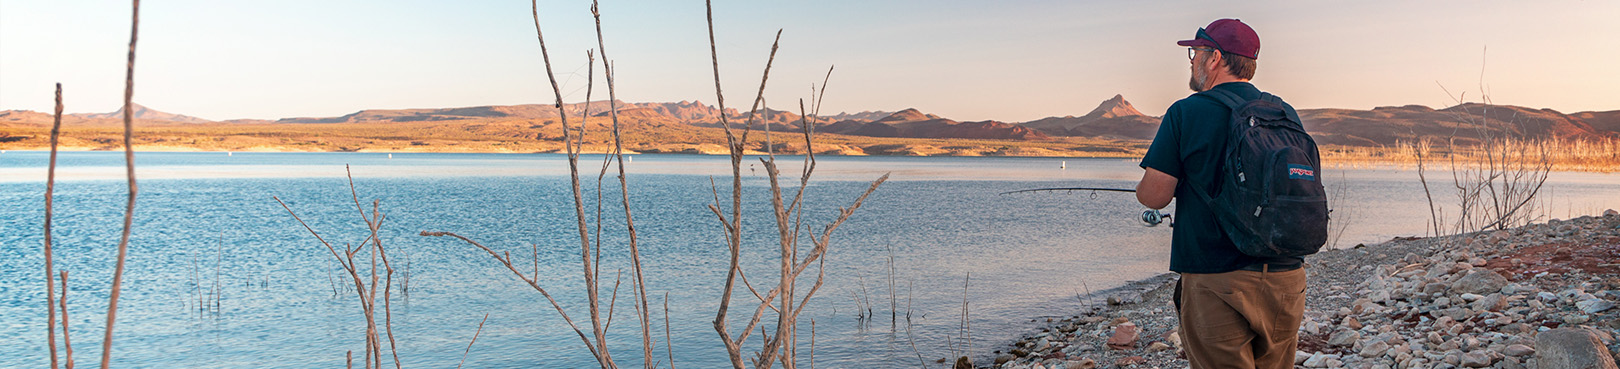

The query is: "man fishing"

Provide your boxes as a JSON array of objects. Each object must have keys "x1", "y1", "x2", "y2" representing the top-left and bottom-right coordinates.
[{"x1": 1135, "y1": 19, "x2": 1313, "y2": 369}]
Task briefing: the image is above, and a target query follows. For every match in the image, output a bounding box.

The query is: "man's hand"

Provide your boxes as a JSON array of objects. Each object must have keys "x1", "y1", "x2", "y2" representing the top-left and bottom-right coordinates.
[{"x1": 1136, "y1": 167, "x2": 1177, "y2": 209}]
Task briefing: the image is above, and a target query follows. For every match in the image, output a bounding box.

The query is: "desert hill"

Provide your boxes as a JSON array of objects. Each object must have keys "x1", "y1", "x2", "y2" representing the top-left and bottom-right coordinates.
[
  {"x1": 277, "y1": 102, "x2": 1039, "y2": 141},
  {"x1": 1019, "y1": 95, "x2": 1160, "y2": 139},
  {"x1": 1, "y1": 110, "x2": 55, "y2": 125},
  {"x1": 278, "y1": 101, "x2": 721, "y2": 123},
  {"x1": 823, "y1": 108, "x2": 1049, "y2": 140},
  {"x1": 74, "y1": 103, "x2": 213, "y2": 123},
  {"x1": 277, "y1": 100, "x2": 833, "y2": 127},
  {"x1": 1298, "y1": 103, "x2": 1617, "y2": 146},
  {"x1": 824, "y1": 110, "x2": 895, "y2": 122},
  {"x1": 3, "y1": 105, "x2": 206, "y2": 127}
]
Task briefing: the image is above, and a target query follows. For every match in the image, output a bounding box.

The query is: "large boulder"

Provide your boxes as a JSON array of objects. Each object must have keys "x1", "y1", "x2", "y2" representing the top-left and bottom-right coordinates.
[
  {"x1": 1536, "y1": 328, "x2": 1619, "y2": 369},
  {"x1": 1451, "y1": 269, "x2": 1510, "y2": 295}
]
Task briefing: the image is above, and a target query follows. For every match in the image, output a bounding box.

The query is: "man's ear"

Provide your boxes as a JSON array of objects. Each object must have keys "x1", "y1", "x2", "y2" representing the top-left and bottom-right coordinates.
[{"x1": 1206, "y1": 50, "x2": 1223, "y2": 71}]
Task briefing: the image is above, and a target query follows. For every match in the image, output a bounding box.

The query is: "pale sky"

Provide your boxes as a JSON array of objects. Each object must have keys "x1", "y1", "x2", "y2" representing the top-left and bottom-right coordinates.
[{"x1": 2, "y1": 0, "x2": 1617, "y2": 122}]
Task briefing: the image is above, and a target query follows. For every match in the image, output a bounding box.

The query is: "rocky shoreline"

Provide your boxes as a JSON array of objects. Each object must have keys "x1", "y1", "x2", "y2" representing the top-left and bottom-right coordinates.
[{"x1": 989, "y1": 211, "x2": 1620, "y2": 369}]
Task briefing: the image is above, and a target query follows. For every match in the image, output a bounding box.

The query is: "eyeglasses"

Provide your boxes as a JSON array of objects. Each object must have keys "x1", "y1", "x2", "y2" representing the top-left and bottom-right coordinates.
[
  {"x1": 1187, "y1": 47, "x2": 1215, "y2": 61},
  {"x1": 1187, "y1": 27, "x2": 1226, "y2": 61}
]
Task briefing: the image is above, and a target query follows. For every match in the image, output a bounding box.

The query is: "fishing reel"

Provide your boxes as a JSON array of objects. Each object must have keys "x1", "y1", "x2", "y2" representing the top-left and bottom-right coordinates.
[{"x1": 1140, "y1": 209, "x2": 1172, "y2": 227}]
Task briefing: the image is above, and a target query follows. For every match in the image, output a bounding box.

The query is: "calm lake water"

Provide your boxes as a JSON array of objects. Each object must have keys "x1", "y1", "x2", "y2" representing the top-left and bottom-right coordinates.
[{"x1": 2, "y1": 152, "x2": 1617, "y2": 368}]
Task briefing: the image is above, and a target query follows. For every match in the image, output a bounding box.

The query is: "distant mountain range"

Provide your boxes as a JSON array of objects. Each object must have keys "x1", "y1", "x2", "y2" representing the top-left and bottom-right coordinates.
[
  {"x1": 0, "y1": 103, "x2": 214, "y2": 125},
  {"x1": 6, "y1": 97, "x2": 1619, "y2": 147},
  {"x1": 1298, "y1": 104, "x2": 1620, "y2": 146},
  {"x1": 816, "y1": 108, "x2": 1047, "y2": 140}
]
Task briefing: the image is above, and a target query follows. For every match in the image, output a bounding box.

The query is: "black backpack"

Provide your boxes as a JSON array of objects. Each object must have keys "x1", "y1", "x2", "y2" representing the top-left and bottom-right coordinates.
[{"x1": 1189, "y1": 89, "x2": 1329, "y2": 258}]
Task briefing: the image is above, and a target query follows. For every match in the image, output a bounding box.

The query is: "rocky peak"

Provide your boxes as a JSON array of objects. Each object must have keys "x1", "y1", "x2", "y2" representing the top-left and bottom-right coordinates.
[
  {"x1": 1083, "y1": 95, "x2": 1144, "y2": 119},
  {"x1": 877, "y1": 108, "x2": 940, "y2": 123}
]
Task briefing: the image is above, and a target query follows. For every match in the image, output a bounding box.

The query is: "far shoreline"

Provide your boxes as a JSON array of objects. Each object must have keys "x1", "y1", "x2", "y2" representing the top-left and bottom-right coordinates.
[{"x1": 4, "y1": 147, "x2": 1614, "y2": 174}]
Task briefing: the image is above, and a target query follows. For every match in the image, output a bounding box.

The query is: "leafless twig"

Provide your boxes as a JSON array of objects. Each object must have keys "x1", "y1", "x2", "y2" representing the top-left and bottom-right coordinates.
[
  {"x1": 591, "y1": 2, "x2": 656, "y2": 366},
  {"x1": 456, "y1": 313, "x2": 490, "y2": 369},
  {"x1": 101, "y1": 2, "x2": 141, "y2": 366},
  {"x1": 665, "y1": 292, "x2": 675, "y2": 369},
  {"x1": 420, "y1": 230, "x2": 606, "y2": 363},
  {"x1": 44, "y1": 82, "x2": 63, "y2": 369},
  {"x1": 59, "y1": 271, "x2": 75, "y2": 369}
]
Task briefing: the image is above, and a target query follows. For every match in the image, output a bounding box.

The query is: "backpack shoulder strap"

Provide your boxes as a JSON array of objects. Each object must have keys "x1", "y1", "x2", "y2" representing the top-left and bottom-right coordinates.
[
  {"x1": 1258, "y1": 92, "x2": 1304, "y2": 124},
  {"x1": 1197, "y1": 88, "x2": 1246, "y2": 111},
  {"x1": 1186, "y1": 89, "x2": 1248, "y2": 208}
]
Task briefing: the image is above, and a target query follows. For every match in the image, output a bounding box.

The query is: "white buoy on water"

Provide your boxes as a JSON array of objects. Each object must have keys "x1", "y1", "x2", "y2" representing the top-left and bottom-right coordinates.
[
  {"x1": 227, "y1": 151, "x2": 232, "y2": 156},
  {"x1": 627, "y1": 156, "x2": 632, "y2": 163},
  {"x1": 388, "y1": 153, "x2": 393, "y2": 159},
  {"x1": 1061, "y1": 160, "x2": 1066, "y2": 169}
]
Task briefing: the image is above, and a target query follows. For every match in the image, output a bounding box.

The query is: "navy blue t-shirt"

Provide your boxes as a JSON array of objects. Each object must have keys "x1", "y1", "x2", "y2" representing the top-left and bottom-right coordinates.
[{"x1": 1139, "y1": 82, "x2": 1304, "y2": 274}]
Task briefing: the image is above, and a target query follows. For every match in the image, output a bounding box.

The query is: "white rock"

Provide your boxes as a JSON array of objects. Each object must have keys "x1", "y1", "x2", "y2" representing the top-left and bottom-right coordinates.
[
  {"x1": 1460, "y1": 293, "x2": 1483, "y2": 302},
  {"x1": 1501, "y1": 283, "x2": 1528, "y2": 295},
  {"x1": 1503, "y1": 344, "x2": 1534, "y2": 357},
  {"x1": 1431, "y1": 296, "x2": 1451, "y2": 307},
  {"x1": 1305, "y1": 320, "x2": 1324, "y2": 335},
  {"x1": 1063, "y1": 359, "x2": 1096, "y2": 369},
  {"x1": 1459, "y1": 351, "x2": 1493, "y2": 367},
  {"x1": 1443, "y1": 352, "x2": 1462, "y2": 365},
  {"x1": 1365, "y1": 275, "x2": 1389, "y2": 290},
  {"x1": 1304, "y1": 352, "x2": 1330, "y2": 367},
  {"x1": 1329, "y1": 329, "x2": 1362, "y2": 347},
  {"x1": 1361, "y1": 341, "x2": 1391, "y2": 358},
  {"x1": 1575, "y1": 299, "x2": 1615, "y2": 314}
]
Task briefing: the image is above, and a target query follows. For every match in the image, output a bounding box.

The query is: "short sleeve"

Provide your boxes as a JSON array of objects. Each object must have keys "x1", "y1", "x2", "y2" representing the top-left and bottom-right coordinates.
[{"x1": 1139, "y1": 107, "x2": 1184, "y2": 178}]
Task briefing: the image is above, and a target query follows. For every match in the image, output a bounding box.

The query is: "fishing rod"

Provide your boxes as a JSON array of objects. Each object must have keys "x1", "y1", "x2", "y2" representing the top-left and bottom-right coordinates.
[
  {"x1": 1000, "y1": 186, "x2": 1173, "y2": 227},
  {"x1": 998, "y1": 187, "x2": 1136, "y2": 196}
]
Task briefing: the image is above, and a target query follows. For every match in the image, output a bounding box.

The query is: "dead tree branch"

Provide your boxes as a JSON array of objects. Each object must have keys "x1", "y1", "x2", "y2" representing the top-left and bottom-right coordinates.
[
  {"x1": 44, "y1": 82, "x2": 64, "y2": 369},
  {"x1": 100, "y1": 1, "x2": 140, "y2": 367}
]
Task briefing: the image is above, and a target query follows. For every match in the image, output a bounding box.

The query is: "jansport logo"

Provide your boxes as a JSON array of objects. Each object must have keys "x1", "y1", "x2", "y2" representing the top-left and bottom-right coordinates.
[{"x1": 1287, "y1": 164, "x2": 1316, "y2": 181}]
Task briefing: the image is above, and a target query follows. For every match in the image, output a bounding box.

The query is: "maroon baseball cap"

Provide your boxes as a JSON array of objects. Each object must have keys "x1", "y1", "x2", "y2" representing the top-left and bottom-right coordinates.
[{"x1": 1176, "y1": 19, "x2": 1260, "y2": 59}]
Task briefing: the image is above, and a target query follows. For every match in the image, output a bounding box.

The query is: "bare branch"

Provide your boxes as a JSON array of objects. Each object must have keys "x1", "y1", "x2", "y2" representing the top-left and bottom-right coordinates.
[
  {"x1": 664, "y1": 292, "x2": 675, "y2": 369},
  {"x1": 606, "y1": 270, "x2": 624, "y2": 332},
  {"x1": 421, "y1": 231, "x2": 605, "y2": 361},
  {"x1": 455, "y1": 313, "x2": 490, "y2": 369},
  {"x1": 45, "y1": 82, "x2": 64, "y2": 369},
  {"x1": 590, "y1": 2, "x2": 655, "y2": 366},
  {"x1": 59, "y1": 270, "x2": 75, "y2": 369},
  {"x1": 100, "y1": 1, "x2": 141, "y2": 366},
  {"x1": 531, "y1": 0, "x2": 614, "y2": 366}
]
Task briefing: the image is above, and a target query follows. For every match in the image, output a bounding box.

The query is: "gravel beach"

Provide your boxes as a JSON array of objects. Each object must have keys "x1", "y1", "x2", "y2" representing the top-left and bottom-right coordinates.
[{"x1": 987, "y1": 210, "x2": 1620, "y2": 369}]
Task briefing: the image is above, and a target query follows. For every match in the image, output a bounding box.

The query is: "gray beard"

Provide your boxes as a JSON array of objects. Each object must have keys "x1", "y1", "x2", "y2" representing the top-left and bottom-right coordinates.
[{"x1": 1188, "y1": 68, "x2": 1208, "y2": 92}]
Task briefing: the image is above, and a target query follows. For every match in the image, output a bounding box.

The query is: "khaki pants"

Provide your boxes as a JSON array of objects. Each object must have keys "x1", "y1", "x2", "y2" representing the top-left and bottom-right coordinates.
[{"x1": 1174, "y1": 267, "x2": 1306, "y2": 369}]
